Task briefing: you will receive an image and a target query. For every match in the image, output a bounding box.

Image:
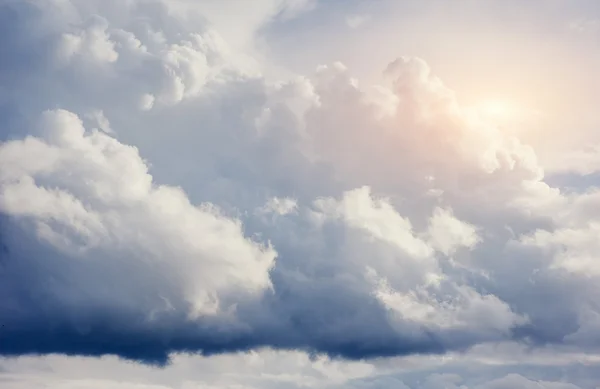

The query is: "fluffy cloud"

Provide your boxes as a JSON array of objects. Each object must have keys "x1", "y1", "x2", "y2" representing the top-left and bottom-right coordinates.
[
  {"x1": 2, "y1": 0, "x2": 600, "y2": 384},
  {"x1": 0, "y1": 108, "x2": 278, "y2": 363},
  {"x1": 2, "y1": 347, "x2": 599, "y2": 389}
]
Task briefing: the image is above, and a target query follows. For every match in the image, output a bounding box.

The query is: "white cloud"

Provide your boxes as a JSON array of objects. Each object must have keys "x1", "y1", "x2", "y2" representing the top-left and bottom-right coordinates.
[
  {"x1": 0, "y1": 109, "x2": 276, "y2": 319},
  {"x1": 544, "y1": 145, "x2": 600, "y2": 176},
  {"x1": 371, "y1": 272, "x2": 525, "y2": 333},
  {"x1": 259, "y1": 197, "x2": 298, "y2": 216},
  {"x1": 314, "y1": 187, "x2": 434, "y2": 260},
  {"x1": 2, "y1": 0, "x2": 600, "y2": 387},
  {"x1": 58, "y1": 16, "x2": 119, "y2": 64},
  {"x1": 425, "y1": 207, "x2": 480, "y2": 256},
  {"x1": 476, "y1": 374, "x2": 582, "y2": 389},
  {"x1": 2, "y1": 348, "x2": 599, "y2": 389}
]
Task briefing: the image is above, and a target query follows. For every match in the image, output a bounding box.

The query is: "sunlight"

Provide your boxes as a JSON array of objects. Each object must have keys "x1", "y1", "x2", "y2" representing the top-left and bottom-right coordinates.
[{"x1": 478, "y1": 100, "x2": 516, "y2": 119}]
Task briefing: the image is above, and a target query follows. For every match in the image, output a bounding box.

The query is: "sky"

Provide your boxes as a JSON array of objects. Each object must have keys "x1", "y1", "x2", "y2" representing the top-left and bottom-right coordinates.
[{"x1": 1, "y1": 0, "x2": 600, "y2": 388}]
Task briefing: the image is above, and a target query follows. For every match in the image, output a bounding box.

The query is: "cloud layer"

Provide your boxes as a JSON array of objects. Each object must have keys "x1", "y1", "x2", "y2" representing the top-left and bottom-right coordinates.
[{"x1": 2, "y1": 0, "x2": 600, "y2": 371}]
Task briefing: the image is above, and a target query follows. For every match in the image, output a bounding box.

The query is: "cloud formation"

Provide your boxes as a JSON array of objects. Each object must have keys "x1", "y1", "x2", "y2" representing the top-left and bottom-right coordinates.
[
  {"x1": 1, "y1": 0, "x2": 600, "y2": 373},
  {"x1": 2, "y1": 347, "x2": 600, "y2": 389}
]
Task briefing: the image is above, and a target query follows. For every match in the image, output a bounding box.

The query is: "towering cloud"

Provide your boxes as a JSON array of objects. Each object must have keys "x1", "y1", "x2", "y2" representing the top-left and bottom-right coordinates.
[{"x1": 1, "y1": 0, "x2": 600, "y2": 377}]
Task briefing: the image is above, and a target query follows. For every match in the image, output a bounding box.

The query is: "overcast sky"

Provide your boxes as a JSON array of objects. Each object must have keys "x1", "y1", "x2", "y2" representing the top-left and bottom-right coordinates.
[{"x1": 1, "y1": 0, "x2": 600, "y2": 388}]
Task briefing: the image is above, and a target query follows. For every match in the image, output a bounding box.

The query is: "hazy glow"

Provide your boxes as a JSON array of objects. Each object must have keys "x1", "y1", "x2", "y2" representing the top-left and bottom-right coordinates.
[{"x1": 477, "y1": 100, "x2": 517, "y2": 120}]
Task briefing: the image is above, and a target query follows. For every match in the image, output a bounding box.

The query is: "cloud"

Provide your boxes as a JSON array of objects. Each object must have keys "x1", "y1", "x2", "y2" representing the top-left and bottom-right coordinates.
[
  {"x1": 0, "y1": 109, "x2": 277, "y2": 363},
  {"x1": 474, "y1": 374, "x2": 582, "y2": 389},
  {"x1": 544, "y1": 145, "x2": 600, "y2": 176},
  {"x1": 2, "y1": 0, "x2": 600, "y2": 373},
  {"x1": 425, "y1": 207, "x2": 480, "y2": 256},
  {"x1": 346, "y1": 14, "x2": 371, "y2": 29},
  {"x1": 2, "y1": 348, "x2": 598, "y2": 389},
  {"x1": 258, "y1": 197, "x2": 298, "y2": 216},
  {"x1": 568, "y1": 18, "x2": 600, "y2": 34}
]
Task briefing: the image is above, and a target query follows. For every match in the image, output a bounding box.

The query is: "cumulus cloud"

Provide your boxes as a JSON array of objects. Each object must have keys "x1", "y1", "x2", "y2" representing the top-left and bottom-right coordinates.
[
  {"x1": 1, "y1": 109, "x2": 275, "y2": 306},
  {"x1": 544, "y1": 145, "x2": 600, "y2": 176},
  {"x1": 1, "y1": 0, "x2": 600, "y2": 379},
  {"x1": 0, "y1": 108, "x2": 279, "y2": 363},
  {"x1": 2, "y1": 348, "x2": 598, "y2": 389}
]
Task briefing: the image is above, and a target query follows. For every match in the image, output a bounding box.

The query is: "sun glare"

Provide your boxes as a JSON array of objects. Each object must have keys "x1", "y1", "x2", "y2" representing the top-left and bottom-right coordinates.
[{"x1": 478, "y1": 100, "x2": 515, "y2": 118}]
